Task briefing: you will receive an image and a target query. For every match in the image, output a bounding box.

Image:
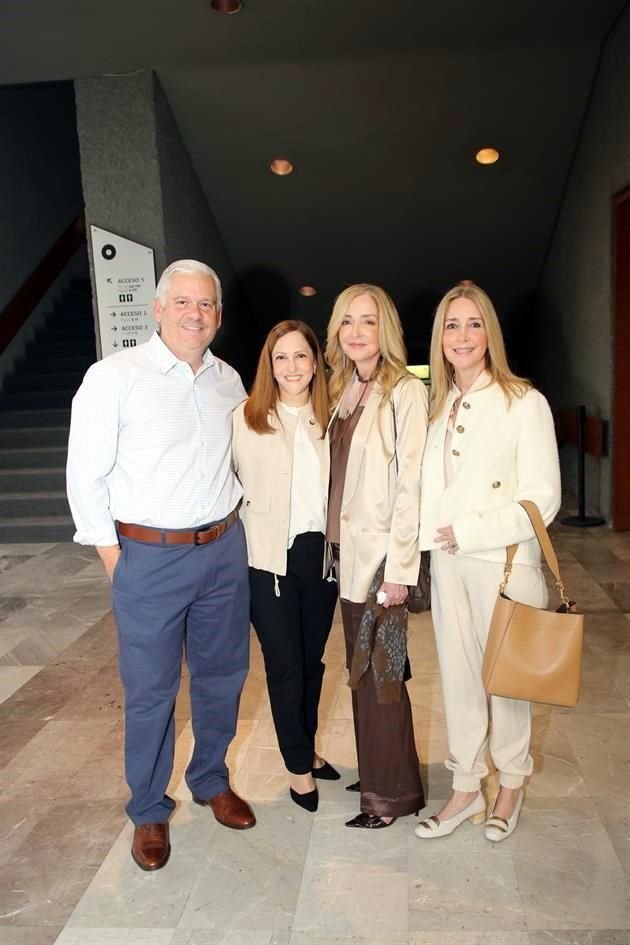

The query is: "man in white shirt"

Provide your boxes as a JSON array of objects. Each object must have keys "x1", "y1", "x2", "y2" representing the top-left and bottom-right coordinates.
[{"x1": 67, "y1": 259, "x2": 255, "y2": 871}]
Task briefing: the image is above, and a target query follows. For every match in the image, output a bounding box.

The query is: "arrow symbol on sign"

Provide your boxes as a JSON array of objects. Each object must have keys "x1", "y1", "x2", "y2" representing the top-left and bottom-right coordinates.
[
  {"x1": 112, "y1": 342, "x2": 118, "y2": 347},
  {"x1": 111, "y1": 326, "x2": 118, "y2": 331},
  {"x1": 107, "y1": 278, "x2": 112, "y2": 284},
  {"x1": 110, "y1": 313, "x2": 116, "y2": 318}
]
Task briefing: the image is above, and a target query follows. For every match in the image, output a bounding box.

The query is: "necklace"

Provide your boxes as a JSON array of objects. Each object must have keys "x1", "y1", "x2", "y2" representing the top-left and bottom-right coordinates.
[{"x1": 338, "y1": 369, "x2": 373, "y2": 419}]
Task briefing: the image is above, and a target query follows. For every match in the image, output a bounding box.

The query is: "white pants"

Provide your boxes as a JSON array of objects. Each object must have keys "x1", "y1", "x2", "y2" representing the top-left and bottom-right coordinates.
[{"x1": 430, "y1": 550, "x2": 548, "y2": 792}]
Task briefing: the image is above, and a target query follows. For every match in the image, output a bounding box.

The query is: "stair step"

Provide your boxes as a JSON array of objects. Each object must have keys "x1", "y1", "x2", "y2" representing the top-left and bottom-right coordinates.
[
  {"x1": 35, "y1": 327, "x2": 96, "y2": 344},
  {"x1": 25, "y1": 341, "x2": 95, "y2": 360},
  {"x1": 0, "y1": 468, "x2": 66, "y2": 490},
  {"x1": 4, "y1": 372, "x2": 85, "y2": 393},
  {"x1": 0, "y1": 516, "x2": 75, "y2": 543},
  {"x1": 0, "y1": 447, "x2": 68, "y2": 469},
  {"x1": 0, "y1": 427, "x2": 68, "y2": 448},
  {"x1": 0, "y1": 264, "x2": 93, "y2": 543},
  {"x1": 71, "y1": 278, "x2": 91, "y2": 291},
  {"x1": 0, "y1": 409, "x2": 71, "y2": 429},
  {"x1": 60, "y1": 289, "x2": 91, "y2": 301},
  {"x1": 14, "y1": 356, "x2": 92, "y2": 375},
  {"x1": 0, "y1": 391, "x2": 74, "y2": 409},
  {"x1": 0, "y1": 491, "x2": 70, "y2": 517}
]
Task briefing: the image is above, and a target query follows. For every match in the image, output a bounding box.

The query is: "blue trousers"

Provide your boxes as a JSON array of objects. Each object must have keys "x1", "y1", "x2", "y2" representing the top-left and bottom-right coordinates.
[{"x1": 112, "y1": 518, "x2": 250, "y2": 825}]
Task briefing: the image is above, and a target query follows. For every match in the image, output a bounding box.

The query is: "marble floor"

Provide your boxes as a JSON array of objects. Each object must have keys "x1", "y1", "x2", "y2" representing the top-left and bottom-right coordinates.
[{"x1": 0, "y1": 522, "x2": 628, "y2": 945}]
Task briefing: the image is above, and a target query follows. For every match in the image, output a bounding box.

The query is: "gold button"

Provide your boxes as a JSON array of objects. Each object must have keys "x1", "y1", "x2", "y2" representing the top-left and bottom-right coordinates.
[
  {"x1": 456, "y1": 425, "x2": 465, "y2": 434},
  {"x1": 492, "y1": 481, "x2": 501, "y2": 489},
  {"x1": 462, "y1": 401, "x2": 471, "y2": 409},
  {"x1": 452, "y1": 449, "x2": 460, "y2": 457}
]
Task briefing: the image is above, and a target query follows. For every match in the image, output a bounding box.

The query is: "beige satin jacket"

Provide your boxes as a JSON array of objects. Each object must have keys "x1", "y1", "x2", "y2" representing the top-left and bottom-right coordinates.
[
  {"x1": 332, "y1": 374, "x2": 428, "y2": 603},
  {"x1": 232, "y1": 400, "x2": 329, "y2": 576},
  {"x1": 418, "y1": 378, "x2": 561, "y2": 567}
]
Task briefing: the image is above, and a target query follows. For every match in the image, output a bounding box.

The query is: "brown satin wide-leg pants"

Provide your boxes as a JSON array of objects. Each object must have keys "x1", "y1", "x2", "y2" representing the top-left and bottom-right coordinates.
[{"x1": 340, "y1": 597, "x2": 425, "y2": 818}]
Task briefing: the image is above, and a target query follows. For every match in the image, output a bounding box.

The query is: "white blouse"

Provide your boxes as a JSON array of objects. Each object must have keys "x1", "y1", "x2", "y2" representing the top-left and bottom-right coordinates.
[{"x1": 279, "y1": 402, "x2": 326, "y2": 547}]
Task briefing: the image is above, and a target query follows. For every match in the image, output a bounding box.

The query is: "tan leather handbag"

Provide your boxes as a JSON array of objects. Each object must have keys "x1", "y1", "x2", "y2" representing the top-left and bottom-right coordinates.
[{"x1": 482, "y1": 500, "x2": 583, "y2": 707}]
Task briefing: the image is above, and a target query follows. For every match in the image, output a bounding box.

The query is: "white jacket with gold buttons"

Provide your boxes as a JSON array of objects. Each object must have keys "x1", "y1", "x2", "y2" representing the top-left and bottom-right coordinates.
[
  {"x1": 232, "y1": 400, "x2": 329, "y2": 576},
  {"x1": 418, "y1": 377, "x2": 561, "y2": 567}
]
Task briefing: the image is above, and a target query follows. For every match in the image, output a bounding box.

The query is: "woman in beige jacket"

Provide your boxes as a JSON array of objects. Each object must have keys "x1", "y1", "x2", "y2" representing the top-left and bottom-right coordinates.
[
  {"x1": 325, "y1": 284, "x2": 428, "y2": 828},
  {"x1": 415, "y1": 283, "x2": 561, "y2": 843},
  {"x1": 232, "y1": 320, "x2": 338, "y2": 813}
]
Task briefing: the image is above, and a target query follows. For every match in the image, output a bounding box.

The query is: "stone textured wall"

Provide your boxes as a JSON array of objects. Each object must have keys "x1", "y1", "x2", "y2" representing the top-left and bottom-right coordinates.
[
  {"x1": 0, "y1": 82, "x2": 82, "y2": 311},
  {"x1": 537, "y1": 8, "x2": 630, "y2": 520},
  {"x1": 74, "y1": 72, "x2": 167, "y2": 274},
  {"x1": 75, "y1": 71, "x2": 257, "y2": 379}
]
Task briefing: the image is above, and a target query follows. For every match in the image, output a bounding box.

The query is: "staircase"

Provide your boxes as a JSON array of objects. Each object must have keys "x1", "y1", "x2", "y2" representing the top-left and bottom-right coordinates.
[{"x1": 0, "y1": 278, "x2": 96, "y2": 542}]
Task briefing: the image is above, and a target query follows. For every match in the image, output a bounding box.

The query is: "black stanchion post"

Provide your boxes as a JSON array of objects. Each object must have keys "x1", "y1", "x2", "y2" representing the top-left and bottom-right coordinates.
[{"x1": 562, "y1": 405, "x2": 605, "y2": 527}]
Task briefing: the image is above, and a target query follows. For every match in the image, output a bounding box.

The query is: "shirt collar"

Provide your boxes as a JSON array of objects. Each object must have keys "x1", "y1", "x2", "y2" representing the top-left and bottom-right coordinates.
[
  {"x1": 148, "y1": 331, "x2": 216, "y2": 374},
  {"x1": 278, "y1": 399, "x2": 311, "y2": 417}
]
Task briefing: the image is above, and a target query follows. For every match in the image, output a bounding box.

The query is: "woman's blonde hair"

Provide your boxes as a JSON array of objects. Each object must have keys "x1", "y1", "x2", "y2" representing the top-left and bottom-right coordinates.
[
  {"x1": 429, "y1": 283, "x2": 530, "y2": 420},
  {"x1": 325, "y1": 283, "x2": 408, "y2": 407},
  {"x1": 244, "y1": 320, "x2": 329, "y2": 435}
]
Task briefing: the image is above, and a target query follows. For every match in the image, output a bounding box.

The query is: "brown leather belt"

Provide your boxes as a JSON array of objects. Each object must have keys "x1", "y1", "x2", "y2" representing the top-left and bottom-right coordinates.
[{"x1": 117, "y1": 508, "x2": 239, "y2": 546}]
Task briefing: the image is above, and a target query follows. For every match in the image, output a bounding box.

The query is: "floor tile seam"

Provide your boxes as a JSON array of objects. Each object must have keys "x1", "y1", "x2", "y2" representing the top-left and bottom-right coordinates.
[
  {"x1": 0, "y1": 722, "x2": 123, "y2": 790},
  {"x1": 0, "y1": 662, "x2": 105, "y2": 721},
  {"x1": 588, "y1": 657, "x2": 630, "y2": 705},
  {"x1": 514, "y1": 816, "x2": 630, "y2": 934},
  {"x1": 584, "y1": 795, "x2": 630, "y2": 875},
  {"x1": 0, "y1": 602, "x2": 87, "y2": 630},
  {"x1": 0, "y1": 634, "x2": 113, "y2": 671},
  {"x1": 2, "y1": 613, "x2": 114, "y2": 673},
  {"x1": 283, "y1": 806, "x2": 335, "y2": 939}
]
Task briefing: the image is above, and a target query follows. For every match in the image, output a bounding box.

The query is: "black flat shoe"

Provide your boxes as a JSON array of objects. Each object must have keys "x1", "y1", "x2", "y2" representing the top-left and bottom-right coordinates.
[
  {"x1": 345, "y1": 780, "x2": 360, "y2": 792},
  {"x1": 345, "y1": 812, "x2": 396, "y2": 829},
  {"x1": 290, "y1": 787, "x2": 318, "y2": 812},
  {"x1": 312, "y1": 761, "x2": 341, "y2": 781}
]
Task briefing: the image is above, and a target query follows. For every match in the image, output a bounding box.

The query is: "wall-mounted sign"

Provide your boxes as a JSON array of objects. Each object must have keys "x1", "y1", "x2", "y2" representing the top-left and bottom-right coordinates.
[{"x1": 90, "y1": 226, "x2": 156, "y2": 360}]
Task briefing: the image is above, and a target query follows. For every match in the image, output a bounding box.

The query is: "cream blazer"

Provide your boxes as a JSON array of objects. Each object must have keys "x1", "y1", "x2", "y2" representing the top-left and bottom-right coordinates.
[
  {"x1": 231, "y1": 400, "x2": 329, "y2": 576},
  {"x1": 418, "y1": 379, "x2": 561, "y2": 567},
  {"x1": 332, "y1": 374, "x2": 428, "y2": 603}
]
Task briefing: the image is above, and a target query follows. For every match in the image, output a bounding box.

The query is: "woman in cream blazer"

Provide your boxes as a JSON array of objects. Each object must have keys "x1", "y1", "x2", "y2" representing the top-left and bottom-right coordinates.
[
  {"x1": 232, "y1": 320, "x2": 338, "y2": 813},
  {"x1": 325, "y1": 283, "x2": 428, "y2": 829},
  {"x1": 415, "y1": 283, "x2": 561, "y2": 844}
]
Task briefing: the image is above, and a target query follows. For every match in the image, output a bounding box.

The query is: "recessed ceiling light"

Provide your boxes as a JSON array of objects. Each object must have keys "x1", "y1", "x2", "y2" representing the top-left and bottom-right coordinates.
[
  {"x1": 269, "y1": 159, "x2": 293, "y2": 176},
  {"x1": 475, "y1": 148, "x2": 500, "y2": 165},
  {"x1": 211, "y1": 0, "x2": 242, "y2": 13},
  {"x1": 299, "y1": 286, "x2": 317, "y2": 297}
]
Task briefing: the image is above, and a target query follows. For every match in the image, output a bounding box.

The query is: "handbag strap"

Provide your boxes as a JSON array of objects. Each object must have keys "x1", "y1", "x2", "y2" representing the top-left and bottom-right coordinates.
[{"x1": 503, "y1": 500, "x2": 570, "y2": 606}]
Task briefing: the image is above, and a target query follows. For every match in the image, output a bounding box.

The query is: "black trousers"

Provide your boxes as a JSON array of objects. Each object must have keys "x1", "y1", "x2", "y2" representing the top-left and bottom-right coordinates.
[{"x1": 249, "y1": 532, "x2": 338, "y2": 774}]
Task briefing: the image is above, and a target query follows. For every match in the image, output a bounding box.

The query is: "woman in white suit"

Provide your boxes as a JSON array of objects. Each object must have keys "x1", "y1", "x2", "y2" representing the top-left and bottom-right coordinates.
[
  {"x1": 325, "y1": 284, "x2": 428, "y2": 829},
  {"x1": 415, "y1": 283, "x2": 561, "y2": 842}
]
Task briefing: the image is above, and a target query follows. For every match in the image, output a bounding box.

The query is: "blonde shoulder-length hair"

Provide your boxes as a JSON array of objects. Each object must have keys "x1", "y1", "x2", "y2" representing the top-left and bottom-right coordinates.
[
  {"x1": 244, "y1": 319, "x2": 329, "y2": 435},
  {"x1": 325, "y1": 283, "x2": 408, "y2": 408},
  {"x1": 429, "y1": 284, "x2": 530, "y2": 421}
]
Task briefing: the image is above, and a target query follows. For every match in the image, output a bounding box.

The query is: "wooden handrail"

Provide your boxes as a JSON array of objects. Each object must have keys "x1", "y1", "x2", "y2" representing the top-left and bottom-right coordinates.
[{"x1": 0, "y1": 215, "x2": 86, "y2": 354}]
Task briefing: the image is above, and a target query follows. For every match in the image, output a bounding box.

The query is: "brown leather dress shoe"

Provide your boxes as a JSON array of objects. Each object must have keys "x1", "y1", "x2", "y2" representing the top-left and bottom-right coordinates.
[
  {"x1": 131, "y1": 823, "x2": 171, "y2": 871},
  {"x1": 193, "y1": 787, "x2": 256, "y2": 829}
]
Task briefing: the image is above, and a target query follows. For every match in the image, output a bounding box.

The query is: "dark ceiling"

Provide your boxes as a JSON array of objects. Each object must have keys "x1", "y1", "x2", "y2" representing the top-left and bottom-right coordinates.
[{"x1": 2, "y1": 0, "x2": 628, "y2": 358}]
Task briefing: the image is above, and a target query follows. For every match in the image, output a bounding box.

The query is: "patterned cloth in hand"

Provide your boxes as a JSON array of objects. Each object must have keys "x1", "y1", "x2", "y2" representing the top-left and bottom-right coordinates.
[{"x1": 348, "y1": 558, "x2": 408, "y2": 704}]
